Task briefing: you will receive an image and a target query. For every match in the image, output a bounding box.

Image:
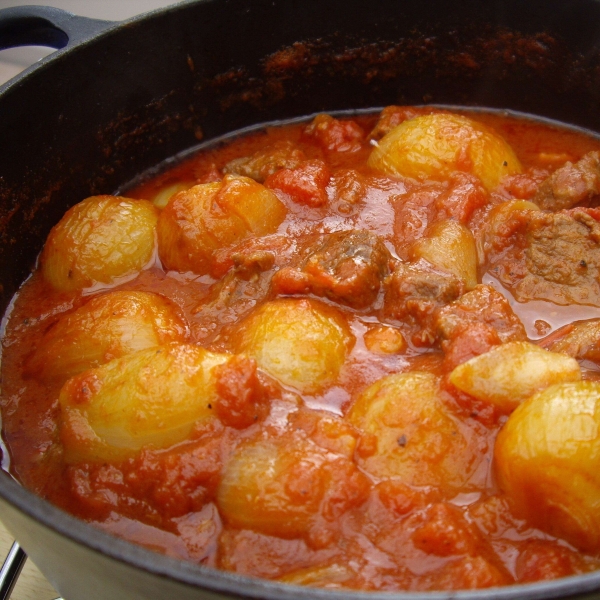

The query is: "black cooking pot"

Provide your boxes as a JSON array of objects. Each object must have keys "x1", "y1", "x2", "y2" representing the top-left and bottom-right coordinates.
[{"x1": 2, "y1": 1, "x2": 600, "y2": 598}]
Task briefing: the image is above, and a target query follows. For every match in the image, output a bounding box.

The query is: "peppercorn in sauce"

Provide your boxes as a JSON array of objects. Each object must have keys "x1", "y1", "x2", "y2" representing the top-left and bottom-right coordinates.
[{"x1": 3, "y1": 106, "x2": 600, "y2": 590}]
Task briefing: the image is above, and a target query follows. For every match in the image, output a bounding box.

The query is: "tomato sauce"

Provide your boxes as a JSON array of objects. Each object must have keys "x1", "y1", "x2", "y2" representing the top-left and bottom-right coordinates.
[{"x1": 2, "y1": 107, "x2": 600, "y2": 591}]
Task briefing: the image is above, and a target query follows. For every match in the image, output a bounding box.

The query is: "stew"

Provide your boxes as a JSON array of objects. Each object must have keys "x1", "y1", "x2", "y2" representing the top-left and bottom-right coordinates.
[{"x1": 2, "y1": 106, "x2": 600, "y2": 591}]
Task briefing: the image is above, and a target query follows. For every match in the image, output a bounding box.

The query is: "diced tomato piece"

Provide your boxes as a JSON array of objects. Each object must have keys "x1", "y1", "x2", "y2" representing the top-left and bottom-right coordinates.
[
  {"x1": 516, "y1": 540, "x2": 583, "y2": 582},
  {"x1": 376, "y1": 480, "x2": 422, "y2": 515},
  {"x1": 214, "y1": 355, "x2": 268, "y2": 429},
  {"x1": 442, "y1": 321, "x2": 502, "y2": 372},
  {"x1": 501, "y1": 167, "x2": 550, "y2": 199},
  {"x1": 434, "y1": 172, "x2": 488, "y2": 223},
  {"x1": 412, "y1": 503, "x2": 478, "y2": 557},
  {"x1": 303, "y1": 114, "x2": 365, "y2": 152},
  {"x1": 423, "y1": 556, "x2": 510, "y2": 590},
  {"x1": 265, "y1": 159, "x2": 331, "y2": 207}
]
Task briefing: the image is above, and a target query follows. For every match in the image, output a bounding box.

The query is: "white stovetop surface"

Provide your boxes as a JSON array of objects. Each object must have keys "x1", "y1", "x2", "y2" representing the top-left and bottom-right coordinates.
[{"x1": 0, "y1": 0, "x2": 179, "y2": 86}]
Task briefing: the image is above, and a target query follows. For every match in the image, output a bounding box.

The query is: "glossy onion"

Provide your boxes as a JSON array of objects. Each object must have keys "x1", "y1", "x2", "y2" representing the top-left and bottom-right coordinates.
[
  {"x1": 152, "y1": 181, "x2": 195, "y2": 209},
  {"x1": 230, "y1": 298, "x2": 353, "y2": 393},
  {"x1": 26, "y1": 291, "x2": 188, "y2": 385},
  {"x1": 368, "y1": 113, "x2": 521, "y2": 191},
  {"x1": 348, "y1": 371, "x2": 480, "y2": 488},
  {"x1": 410, "y1": 220, "x2": 478, "y2": 290},
  {"x1": 59, "y1": 343, "x2": 231, "y2": 462},
  {"x1": 41, "y1": 195, "x2": 158, "y2": 291},
  {"x1": 157, "y1": 175, "x2": 287, "y2": 275},
  {"x1": 450, "y1": 341, "x2": 581, "y2": 413},
  {"x1": 495, "y1": 381, "x2": 600, "y2": 551},
  {"x1": 217, "y1": 435, "x2": 368, "y2": 538}
]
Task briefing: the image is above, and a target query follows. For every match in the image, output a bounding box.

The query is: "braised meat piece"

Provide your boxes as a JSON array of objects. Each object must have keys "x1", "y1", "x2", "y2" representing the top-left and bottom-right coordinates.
[
  {"x1": 383, "y1": 262, "x2": 464, "y2": 345},
  {"x1": 272, "y1": 230, "x2": 392, "y2": 309},
  {"x1": 500, "y1": 167, "x2": 551, "y2": 200},
  {"x1": 516, "y1": 208, "x2": 600, "y2": 305},
  {"x1": 303, "y1": 114, "x2": 364, "y2": 153},
  {"x1": 229, "y1": 250, "x2": 276, "y2": 280},
  {"x1": 487, "y1": 208, "x2": 600, "y2": 305},
  {"x1": 436, "y1": 284, "x2": 527, "y2": 370},
  {"x1": 546, "y1": 319, "x2": 600, "y2": 363},
  {"x1": 436, "y1": 284, "x2": 527, "y2": 344},
  {"x1": 533, "y1": 151, "x2": 600, "y2": 211},
  {"x1": 192, "y1": 249, "x2": 277, "y2": 341},
  {"x1": 223, "y1": 140, "x2": 306, "y2": 183},
  {"x1": 439, "y1": 321, "x2": 503, "y2": 373}
]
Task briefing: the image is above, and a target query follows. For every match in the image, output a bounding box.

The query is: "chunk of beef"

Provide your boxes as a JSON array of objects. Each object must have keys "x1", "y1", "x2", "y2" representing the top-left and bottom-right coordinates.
[
  {"x1": 440, "y1": 322, "x2": 503, "y2": 373},
  {"x1": 486, "y1": 208, "x2": 600, "y2": 305},
  {"x1": 392, "y1": 183, "x2": 443, "y2": 259},
  {"x1": 516, "y1": 208, "x2": 600, "y2": 305},
  {"x1": 223, "y1": 141, "x2": 306, "y2": 183},
  {"x1": 229, "y1": 250, "x2": 275, "y2": 280},
  {"x1": 436, "y1": 284, "x2": 527, "y2": 344},
  {"x1": 272, "y1": 230, "x2": 392, "y2": 309},
  {"x1": 433, "y1": 172, "x2": 488, "y2": 223},
  {"x1": 212, "y1": 234, "x2": 295, "y2": 279},
  {"x1": 214, "y1": 355, "x2": 269, "y2": 429},
  {"x1": 384, "y1": 262, "x2": 464, "y2": 345},
  {"x1": 303, "y1": 114, "x2": 364, "y2": 153},
  {"x1": 192, "y1": 255, "x2": 275, "y2": 341},
  {"x1": 546, "y1": 319, "x2": 600, "y2": 363},
  {"x1": 533, "y1": 151, "x2": 600, "y2": 211},
  {"x1": 129, "y1": 434, "x2": 224, "y2": 520},
  {"x1": 436, "y1": 284, "x2": 527, "y2": 370}
]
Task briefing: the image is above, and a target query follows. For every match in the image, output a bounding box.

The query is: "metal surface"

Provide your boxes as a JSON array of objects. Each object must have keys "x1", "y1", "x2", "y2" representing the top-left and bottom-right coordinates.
[
  {"x1": 1, "y1": 1, "x2": 600, "y2": 599},
  {"x1": 0, "y1": 543, "x2": 26, "y2": 600}
]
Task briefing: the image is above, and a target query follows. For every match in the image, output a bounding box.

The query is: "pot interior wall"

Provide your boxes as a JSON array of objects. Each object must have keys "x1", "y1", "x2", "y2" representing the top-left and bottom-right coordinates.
[{"x1": 2, "y1": 0, "x2": 600, "y2": 318}]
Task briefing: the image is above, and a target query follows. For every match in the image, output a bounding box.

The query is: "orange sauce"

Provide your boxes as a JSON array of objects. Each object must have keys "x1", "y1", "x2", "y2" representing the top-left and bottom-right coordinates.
[{"x1": 2, "y1": 108, "x2": 600, "y2": 590}]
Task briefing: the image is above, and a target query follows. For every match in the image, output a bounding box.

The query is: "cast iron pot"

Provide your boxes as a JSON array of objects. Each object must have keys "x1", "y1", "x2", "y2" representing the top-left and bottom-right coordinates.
[{"x1": 2, "y1": 1, "x2": 600, "y2": 598}]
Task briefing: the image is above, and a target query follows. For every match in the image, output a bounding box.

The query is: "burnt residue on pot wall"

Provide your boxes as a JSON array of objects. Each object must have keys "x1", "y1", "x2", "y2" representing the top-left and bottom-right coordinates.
[
  {"x1": 205, "y1": 27, "x2": 599, "y2": 130},
  {"x1": 2, "y1": 0, "x2": 600, "y2": 321}
]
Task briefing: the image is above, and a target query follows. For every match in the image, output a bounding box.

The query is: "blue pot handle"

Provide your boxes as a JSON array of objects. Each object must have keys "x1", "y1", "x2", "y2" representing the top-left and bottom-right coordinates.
[{"x1": 0, "y1": 5, "x2": 114, "y2": 51}]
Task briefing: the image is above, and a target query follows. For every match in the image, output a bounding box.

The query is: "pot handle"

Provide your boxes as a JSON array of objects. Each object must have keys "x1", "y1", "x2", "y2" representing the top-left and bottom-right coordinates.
[{"x1": 0, "y1": 5, "x2": 114, "y2": 51}]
